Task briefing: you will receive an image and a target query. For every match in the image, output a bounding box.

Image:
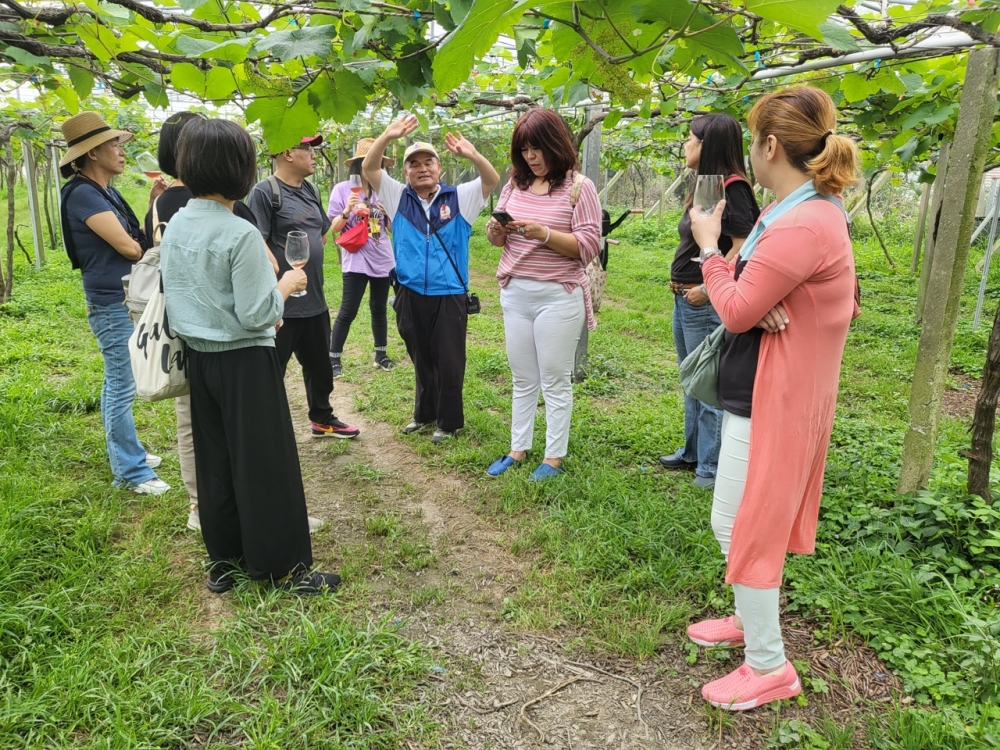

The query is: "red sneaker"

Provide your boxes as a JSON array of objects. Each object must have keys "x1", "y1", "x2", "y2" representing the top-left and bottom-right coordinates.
[
  {"x1": 311, "y1": 417, "x2": 360, "y2": 439},
  {"x1": 687, "y1": 616, "x2": 745, "y2": 647},
  {"x1": 701, "y1": 661, "x2": 801, "y2": 711}
]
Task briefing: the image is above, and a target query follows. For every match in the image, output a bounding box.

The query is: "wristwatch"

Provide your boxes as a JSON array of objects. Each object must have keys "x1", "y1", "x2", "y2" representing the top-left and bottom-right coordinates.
[
  {"x1": 699, "y1": 246, "x2": 722, "y2": 263},
  {"x1": 340, "y1": 210, "x2": 349, "y2": 220}
]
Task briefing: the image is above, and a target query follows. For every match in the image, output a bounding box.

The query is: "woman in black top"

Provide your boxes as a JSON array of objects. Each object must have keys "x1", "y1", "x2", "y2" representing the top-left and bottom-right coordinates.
[
  {"x1": 58, "y1": 111, "x2": 167, "y2": 496},
  {"x1": 658, "y1": 114, "x2": 760, "y2": 490}
]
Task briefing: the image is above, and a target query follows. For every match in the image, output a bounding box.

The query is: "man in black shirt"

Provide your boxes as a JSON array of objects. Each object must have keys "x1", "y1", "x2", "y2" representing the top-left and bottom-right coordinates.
[{"x1": 248, "y1": 136, "x2": 361, "y2": 440}]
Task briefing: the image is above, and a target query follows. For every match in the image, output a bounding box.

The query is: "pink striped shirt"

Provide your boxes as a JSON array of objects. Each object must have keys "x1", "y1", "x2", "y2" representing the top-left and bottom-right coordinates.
[{"x1": 495, "y1": 173, "x2": 603, "y2": 330}]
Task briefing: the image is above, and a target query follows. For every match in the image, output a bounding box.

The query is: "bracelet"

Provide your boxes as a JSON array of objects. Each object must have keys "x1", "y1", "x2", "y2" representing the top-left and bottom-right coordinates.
[
  {"x1": 700, "y1": 284, "x2": 708, "y2": 297},
  {"x1": 543, "y1": 226, "x2": 551, "y2": 245}
]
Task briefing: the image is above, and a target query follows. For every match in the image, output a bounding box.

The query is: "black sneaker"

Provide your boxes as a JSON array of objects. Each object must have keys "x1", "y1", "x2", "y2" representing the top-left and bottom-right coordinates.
[
  {"x1": 279, "y1": 570, "x2": 342, "y2": 595},
  {"x1": 374, "y1": 354, "x2": 396, "y2": 371},
  {"x1": 311, "y1": 417, "x2": 360, "y2": 439},
  {"x1": 658, "y1": 451, "x2": 697, "y2": 471},
  {"x1": 330, "y1": 359, "x2": 343, "y2": 379},
  {"x1": 206, "y1": 561, "x2": 242, "y2": 594}
]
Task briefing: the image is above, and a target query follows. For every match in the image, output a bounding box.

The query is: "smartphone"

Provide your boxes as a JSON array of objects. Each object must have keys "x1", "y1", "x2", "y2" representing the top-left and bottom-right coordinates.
[{"x1": 491, "y1": 210, "x2": 514, "y2": 226}]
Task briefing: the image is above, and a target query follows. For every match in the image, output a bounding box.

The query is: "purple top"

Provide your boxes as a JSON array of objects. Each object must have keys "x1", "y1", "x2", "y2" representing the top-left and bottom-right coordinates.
[{"x1": 327, "y1": 181, "x2": 395, "y2": 278}]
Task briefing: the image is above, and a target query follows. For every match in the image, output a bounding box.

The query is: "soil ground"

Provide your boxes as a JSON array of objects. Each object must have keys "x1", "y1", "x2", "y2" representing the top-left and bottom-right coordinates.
[{"x1": 186, "y1": 366, "x2": 901, "y2": 749}]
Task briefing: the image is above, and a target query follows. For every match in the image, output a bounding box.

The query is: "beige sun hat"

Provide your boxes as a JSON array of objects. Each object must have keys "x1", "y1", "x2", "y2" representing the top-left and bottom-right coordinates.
[
  {"x1": 346, "y1": 137, "x2": 395, "y2": 167},
  {"x1": 59, "y1": 111, "x2": 132, "y2": 177}
]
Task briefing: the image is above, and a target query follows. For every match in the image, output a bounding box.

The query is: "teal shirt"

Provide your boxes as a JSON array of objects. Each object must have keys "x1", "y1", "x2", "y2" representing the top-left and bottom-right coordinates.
[{"x1": 160, "y1": 199, "x2": 283, "y2": 353}]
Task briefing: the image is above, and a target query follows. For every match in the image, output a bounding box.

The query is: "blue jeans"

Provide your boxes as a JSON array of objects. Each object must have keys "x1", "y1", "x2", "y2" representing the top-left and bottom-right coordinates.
[
  {"x1": 672, "y1": 295, "x2": 722, "y2": 479},
  {"x1": 86, "y1": 302, "x2": 157, "y2": 488}
]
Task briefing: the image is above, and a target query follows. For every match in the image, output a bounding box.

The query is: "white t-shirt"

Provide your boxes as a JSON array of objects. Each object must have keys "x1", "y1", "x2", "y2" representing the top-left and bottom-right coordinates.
[{"x1": 378, "y1": 173, "x2": 486, "y2": 226}]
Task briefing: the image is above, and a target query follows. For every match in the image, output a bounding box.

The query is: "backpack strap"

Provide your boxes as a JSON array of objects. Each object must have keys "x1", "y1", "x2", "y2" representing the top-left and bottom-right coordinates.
[
  {"x1": 569, "y1": 171, "x2": 586, "y2": 208},
  {"x1": 723, "y1": 174, "x2": 750, "y2": 188},
  {"x1": 150, "y1": 195, "x2": 166, "y2": 247},
  {"x1": 303, "y1": 178, "x2": 322, "y2": 208},
  {"x1": 264, "y1": 175, "x2": 324, "y2": 241}
]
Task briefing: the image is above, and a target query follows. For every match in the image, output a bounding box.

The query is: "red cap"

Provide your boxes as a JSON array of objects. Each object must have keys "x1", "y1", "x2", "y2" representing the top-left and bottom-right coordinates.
[{"x1": 271, "y1": 134, "x2": 323, "y2": 157}]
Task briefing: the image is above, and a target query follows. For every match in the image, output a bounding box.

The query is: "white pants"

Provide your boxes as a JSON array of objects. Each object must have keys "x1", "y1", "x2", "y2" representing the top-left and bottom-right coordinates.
[
  {"x1": 712, "y1": 411, "x2": 786, "y2": 671},
  {"x1": 501, "y1": 278, "x2": 585, "y2": 458}
]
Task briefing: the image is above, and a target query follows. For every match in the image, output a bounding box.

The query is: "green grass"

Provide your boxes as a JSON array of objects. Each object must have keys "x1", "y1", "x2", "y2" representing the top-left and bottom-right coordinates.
[
  {"x1": 3, "y1": 175, "x2": 1000, "y2": 748},
  {"x1": 346, "y1": 206, "x2": 1000, "y2": 748},
  {"x1": 0, "y1": 177, "x2": 436, "y2": 749}
]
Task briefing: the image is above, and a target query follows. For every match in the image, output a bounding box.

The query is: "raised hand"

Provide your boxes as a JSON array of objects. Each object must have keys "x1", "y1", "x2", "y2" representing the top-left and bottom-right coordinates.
[
  {"x1": 444, "y1": 131, "x2": 478, "y2": 160},
  {"x1": 382, "y1": 114, "x2": 419, "y2": 141}
]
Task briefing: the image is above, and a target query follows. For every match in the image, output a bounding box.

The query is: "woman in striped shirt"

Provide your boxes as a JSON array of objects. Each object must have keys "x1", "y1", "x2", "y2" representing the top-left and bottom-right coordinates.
[{"x1": 484, "y1": 109, "x2": 602, "y2": 481}]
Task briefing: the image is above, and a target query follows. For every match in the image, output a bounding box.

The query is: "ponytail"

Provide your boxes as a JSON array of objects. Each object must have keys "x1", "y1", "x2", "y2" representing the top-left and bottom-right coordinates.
[
  {"x1": 748, "y1": 86, "x2": 860, "y2": 196},
  {"x1": 806, "y1": 133, "x2": 860, "y2": 196}
]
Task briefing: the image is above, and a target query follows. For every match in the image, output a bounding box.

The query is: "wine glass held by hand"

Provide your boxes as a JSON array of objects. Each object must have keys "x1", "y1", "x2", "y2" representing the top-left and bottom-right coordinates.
[
  {"x1": 694, "y1": 174, "x2": 725, "y2": 217},
  {"x1": 284, "y1": 230, "x2": 310, "y2": 297},
  {"x1": 136, "y1": 150, "x2": 161, "y2": 179}
]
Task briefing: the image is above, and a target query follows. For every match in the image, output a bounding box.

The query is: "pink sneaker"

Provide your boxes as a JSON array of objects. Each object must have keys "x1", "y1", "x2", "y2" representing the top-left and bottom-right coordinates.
[
  {"x1": 687, "y1": 616, "x2": 745, "y2": 647},
  {"x1": 701, "y1": 661, "x2": 801, "y2": 711}
]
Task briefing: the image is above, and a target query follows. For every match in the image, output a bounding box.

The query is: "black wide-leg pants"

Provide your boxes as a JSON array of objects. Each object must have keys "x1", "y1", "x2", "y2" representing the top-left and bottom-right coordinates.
[
  {"x1": 188, "y1": 346, "x2": 312, "y2": 581},
  {"x1": 394, "y1": 286, "x2": 467, "y2": 432}
]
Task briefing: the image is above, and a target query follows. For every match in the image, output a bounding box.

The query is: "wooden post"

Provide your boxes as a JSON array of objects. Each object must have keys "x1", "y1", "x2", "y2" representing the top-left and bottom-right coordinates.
[
  {"x1": 598, "y1": 168, "x2": 627, "y2": 204},
  {"x1": 574, "y1": 106, "x2": 603, "y2": 382},
  {"x1": 49, "y1": 145, "x2": 62, "y2": 250},
  {"x1": 910, "y1": 181, "x2": 931, "y2": 274},
  {"x1": 915, "y1": 142, "x2": 950, "y2": 324},
  {"x1": 899, "y1": 48, "x2": 1000, "y2": 494},
  {"x1": 658, "y1": 173, "x2": 666, "y2": 225},
  {"x1": 22, "y1": 142, "x2": 45, "y2": 268}
]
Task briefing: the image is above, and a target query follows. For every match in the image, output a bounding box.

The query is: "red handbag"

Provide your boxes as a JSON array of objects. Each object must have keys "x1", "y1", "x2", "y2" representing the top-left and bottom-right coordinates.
[{"x1": 336, "y1": 221, "x2": 368, "y2": 252}]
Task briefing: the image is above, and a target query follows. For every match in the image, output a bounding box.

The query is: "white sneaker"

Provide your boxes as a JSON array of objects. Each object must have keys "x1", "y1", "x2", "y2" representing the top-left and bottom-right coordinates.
[
  {"x1": 308, "y1": 516, "x2": 325, "y2": 534},
  {"x1": 187, "y1": 505, "x2": 201, "y2": 532},
  {"x1": 145, "y1": 453, "x2": 162, "y2": 470},
  {"x1": 133, "y1": 478, "x2": 170, "y2": 496}
]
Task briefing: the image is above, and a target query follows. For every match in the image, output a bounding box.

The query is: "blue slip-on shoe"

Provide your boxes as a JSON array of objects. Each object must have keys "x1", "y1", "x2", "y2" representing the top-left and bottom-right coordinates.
[
  {"x1": 529, "y1": 463, "x2": 564, "y2": 482},
  {"x1": 487, "y1": 455, "x2": 518, "y2": 477}
]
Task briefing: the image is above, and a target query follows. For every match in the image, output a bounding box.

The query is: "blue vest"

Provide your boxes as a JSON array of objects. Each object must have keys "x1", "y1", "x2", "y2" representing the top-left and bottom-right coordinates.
[{"x1": 392, "y1": 183, "x2": 472, "y2": 296}]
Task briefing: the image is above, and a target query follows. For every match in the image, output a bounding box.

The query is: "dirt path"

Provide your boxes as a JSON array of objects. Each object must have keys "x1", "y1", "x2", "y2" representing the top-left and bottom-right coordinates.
[{"x1": 285, "y1": 376, "x2": 714, "y2": 750}]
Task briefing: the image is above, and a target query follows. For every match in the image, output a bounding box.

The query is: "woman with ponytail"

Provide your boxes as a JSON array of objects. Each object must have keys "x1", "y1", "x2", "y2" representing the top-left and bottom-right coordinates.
[{"x1": 686, "y1": 86, "x2": 861, "y2": 711}]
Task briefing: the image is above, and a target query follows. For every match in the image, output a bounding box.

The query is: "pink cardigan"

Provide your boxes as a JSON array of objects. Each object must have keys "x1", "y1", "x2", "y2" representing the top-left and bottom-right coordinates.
[{"x1": 702, "y1": 198, "x2": 859, "y2": 589}]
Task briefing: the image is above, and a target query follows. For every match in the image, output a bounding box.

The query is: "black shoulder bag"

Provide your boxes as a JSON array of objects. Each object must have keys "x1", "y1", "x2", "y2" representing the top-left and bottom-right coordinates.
[{"x1": 431, "y1": 229, "x2": 480, "y2": 315}]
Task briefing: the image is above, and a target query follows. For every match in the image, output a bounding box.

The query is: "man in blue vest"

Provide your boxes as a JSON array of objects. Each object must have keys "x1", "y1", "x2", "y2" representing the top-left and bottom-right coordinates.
[{"x1": 363, "y1": 115, "x2": 500, "y2": 443}]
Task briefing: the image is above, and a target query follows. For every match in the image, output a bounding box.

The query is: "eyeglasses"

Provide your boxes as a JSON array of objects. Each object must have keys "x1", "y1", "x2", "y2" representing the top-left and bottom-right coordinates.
[{"x1": 293, "y1": 145, "x2": 316, "y2": 155}]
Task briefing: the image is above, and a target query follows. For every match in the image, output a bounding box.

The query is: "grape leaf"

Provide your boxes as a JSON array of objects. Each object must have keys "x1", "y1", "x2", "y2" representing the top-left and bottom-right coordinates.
[
  {"x1": 246, "y1": 95, "x2": 321, "y2": 153},
  {"x1": 744, "y1": 0, "x2": 842, "y2": 41},
  {"x1": 255, "y1": 24, "x2": 338, "y2": 62}
]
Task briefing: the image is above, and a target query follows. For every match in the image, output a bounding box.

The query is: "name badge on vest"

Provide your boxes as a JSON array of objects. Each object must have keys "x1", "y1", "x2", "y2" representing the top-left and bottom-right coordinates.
[{"x1": 439, "y1": 204, "x2": 451, "y2": 221}]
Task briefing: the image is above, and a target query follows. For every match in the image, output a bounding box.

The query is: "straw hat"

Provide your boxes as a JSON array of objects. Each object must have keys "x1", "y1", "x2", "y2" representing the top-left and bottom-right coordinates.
[
  {"x1": 346, "y1": 137, "x2": 395, "y2": 167},
  {"x1": 59, "y1": 112, "x2": 132, "y2": 177}
]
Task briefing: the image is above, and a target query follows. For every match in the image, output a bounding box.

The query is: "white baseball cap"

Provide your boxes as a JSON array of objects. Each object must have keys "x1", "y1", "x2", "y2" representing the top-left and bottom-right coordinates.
[{"x1": 403, "y1": 141, "x2": 439, "y2": 162}]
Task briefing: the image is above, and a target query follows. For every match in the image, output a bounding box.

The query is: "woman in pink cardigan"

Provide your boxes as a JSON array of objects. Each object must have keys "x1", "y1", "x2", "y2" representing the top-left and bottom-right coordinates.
[{"x1": 687, "y1": 86, "x2": 861, "y2": 710}]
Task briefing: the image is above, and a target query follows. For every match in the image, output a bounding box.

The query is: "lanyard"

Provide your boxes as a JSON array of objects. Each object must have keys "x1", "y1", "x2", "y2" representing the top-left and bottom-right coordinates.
[{"x1": 739, "y1": 180, "x2": 817, "y2": 261}]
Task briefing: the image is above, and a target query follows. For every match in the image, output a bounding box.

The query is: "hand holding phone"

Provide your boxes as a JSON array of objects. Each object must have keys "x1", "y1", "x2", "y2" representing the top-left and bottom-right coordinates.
[{"x1": 491, "y1": 210, "x2": 514, "y2": 226}]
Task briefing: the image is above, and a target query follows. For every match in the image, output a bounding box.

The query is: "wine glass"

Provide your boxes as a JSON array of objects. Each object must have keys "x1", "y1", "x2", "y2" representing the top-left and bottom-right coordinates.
[
  {"x1": 285, "y1": 231, "x2": 309, "y2": 298},
  {"x1": 136, "y1": 151, "x2": 160, "y2": 179},
  {"x1": 349, "y1": 174, "x2": 368, "y2": 217},
  {"x1": 693, "y1": 174, "x2": 725, "y2": 217}
]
